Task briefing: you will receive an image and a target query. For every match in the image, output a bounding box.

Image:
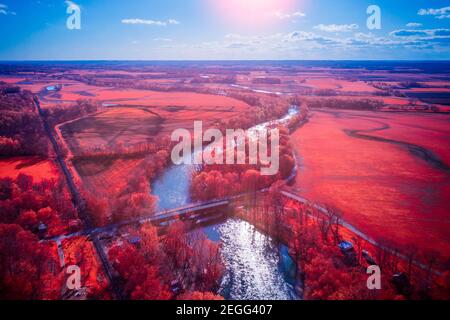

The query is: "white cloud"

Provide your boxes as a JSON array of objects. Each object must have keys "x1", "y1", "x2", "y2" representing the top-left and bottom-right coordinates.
[
  {"x1": 153, "y1": 38, "x2": 173, "y2": 42},
  {"x1": 156, "y1": 29, "x2": 450, "y2": 59},
  {"x1": 418, "y1": 6, "x2": 450, "y2": 19},
  {"x1": 168, "y1": 19, "x2": 180, "y2": 25},
  {"x1": 274, "y1": 10, "x2": 306, "y2": 20},
  {"x1": 122, "y1": 18, "x2": 180, "y2": 26},
  {"x1": 0, "y1": 3, "x2": 15, "y2": 15},
  {"x1": 314, "y1": 24, "x2": 359, "y2": 32},
  {"x1": 406, "y1": 22, "x2": 422, "y2": 27},
  {"x1": 390, "y1": 28, "x2": 450, "y2": 39}
]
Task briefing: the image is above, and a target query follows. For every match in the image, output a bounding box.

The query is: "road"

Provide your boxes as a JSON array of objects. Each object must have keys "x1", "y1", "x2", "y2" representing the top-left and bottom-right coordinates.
[{"x1": 33, "y1": 96, "x2": 124, "y2": 300}]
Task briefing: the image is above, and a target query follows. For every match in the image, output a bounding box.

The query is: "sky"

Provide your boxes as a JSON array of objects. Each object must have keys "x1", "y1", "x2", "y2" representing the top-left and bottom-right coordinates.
[{"x1": 0, "y1": 0, "x2": 449, "y2": 60}]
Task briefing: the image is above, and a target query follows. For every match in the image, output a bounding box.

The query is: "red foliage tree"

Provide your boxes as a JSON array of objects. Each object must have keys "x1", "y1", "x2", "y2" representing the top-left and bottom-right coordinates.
[
  {"x1": 0, "y1": 224, "x2": 62, "y2": 299},
  {"x1": 109, "y1": 242, "x2": 171, "y2": 300}
]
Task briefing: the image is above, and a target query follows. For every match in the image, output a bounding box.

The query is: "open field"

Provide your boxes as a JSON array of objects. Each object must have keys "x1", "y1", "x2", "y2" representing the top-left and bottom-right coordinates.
[
  {"x1": 73, "y1": 157, "x2": 146, "y2": 197},
  {"x1": 45, "y1": 85, "x2": 250, "y2": 108},
  {"x1": 56, "y1": 88, "x2": 252, "y2": 144},
  {"x1": 0, "y1": 76, "x2": 26, "y2": 84},
  {"x1": 303, "y1": 78, "x2": 382, "y2": 93},
  {"x1": 0, "y1": 156, "x2": 59, "y2": 182},
  {"x1": 59, "y1": 107, "x2": 163, "y2": 156},
  {"x1": 290, "y1": 109, "x2": 450, "y2": 261},
  {"x1": 366, "y1": 112, "x2": 450, "y2": 165}
]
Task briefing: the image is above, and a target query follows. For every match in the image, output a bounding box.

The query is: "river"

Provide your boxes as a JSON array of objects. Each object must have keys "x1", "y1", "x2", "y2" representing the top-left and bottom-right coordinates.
[
  {"x1": 151, "y1": 106, "x2": 300, "y2": 300},
  {"x1": 204, "y1": 219, "x2": 298, "y2": 300}
]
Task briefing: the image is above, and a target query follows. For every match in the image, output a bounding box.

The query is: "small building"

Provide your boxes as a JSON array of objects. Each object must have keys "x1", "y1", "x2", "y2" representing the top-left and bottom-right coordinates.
[
  {"x1": 170, "y1": 279, "x2": 183, "y2": 295},
  {"x1": 338, "y1": 241, "x2": 354, "y2": 253},
  {"x1": 38, "y1": 222, "x2": 47, "y2": 237},
  {"x1": 338, "y1": 241, "x2": 358, "y2": 266}
]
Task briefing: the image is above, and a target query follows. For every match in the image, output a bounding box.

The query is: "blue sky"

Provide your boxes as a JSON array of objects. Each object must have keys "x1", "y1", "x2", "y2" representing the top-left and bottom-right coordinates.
[{"x1": 0, "y1": 0, "x2": 449, "y2": 60}]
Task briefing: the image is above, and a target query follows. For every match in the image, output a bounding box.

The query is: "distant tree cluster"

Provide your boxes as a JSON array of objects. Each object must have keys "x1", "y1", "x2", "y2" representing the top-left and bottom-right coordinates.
[
  {"x1": 306, "y1": 97, "x2": 385, "y2": 110},
  {"x1": 190, "y1": 75, "x2": 236, "y2": 84},
  {"x1": 252, "y1": 77, "x2": 282, "y2": 85},
  {"x1": 0, "y1": 85, "x2": 48, "y2": 156},
  {"x1": 76, "y1": 135, "x2": 172, "y2": 162},
  {"x1": 212, "y1": 93, "x2": 294, "y2": 136},
  {"x1": 42, "y1": 99, "x2": 100, "y2": 128}
]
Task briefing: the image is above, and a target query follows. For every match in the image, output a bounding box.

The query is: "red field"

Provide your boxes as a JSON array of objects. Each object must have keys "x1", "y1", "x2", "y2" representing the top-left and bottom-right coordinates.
[
  {"x1": 304, "y1": 78, "x2": 382, "y2": 93},
  {"x1": 0, "y1": 157, "x2": 59, "y2": 182},
  {"x1": 290, "y1": 109, "x2": 450, "y2": 260},
  {"x1": 41, "y1": 82, "x2": 250, "y2": 109}
]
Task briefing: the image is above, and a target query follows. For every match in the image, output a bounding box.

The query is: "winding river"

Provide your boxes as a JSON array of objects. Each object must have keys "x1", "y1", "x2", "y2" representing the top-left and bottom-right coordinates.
[{"x1": 151, "y1": 106, "x2": 300, "y2": 300}]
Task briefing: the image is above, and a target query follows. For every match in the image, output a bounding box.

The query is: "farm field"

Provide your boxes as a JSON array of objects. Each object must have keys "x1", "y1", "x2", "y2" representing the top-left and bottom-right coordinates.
[
  {"x1": 303, "y1": 78, "x2": 382, "y2": 93},
  {"x1": 45, "y1": 85, "x2": 250, "y2": 109},
  {"x1": 73, "y1": 157, "x2": 146, "y2": 198},
  {"x1": 0, "y1": 156, "x2": 59, "y2": 182},
  {"x1": 59, "y1": 107, "x2": 163, "y2": 156},
  {"x1": 290, "y1": 109, "x2": 450, "y2": 261}
]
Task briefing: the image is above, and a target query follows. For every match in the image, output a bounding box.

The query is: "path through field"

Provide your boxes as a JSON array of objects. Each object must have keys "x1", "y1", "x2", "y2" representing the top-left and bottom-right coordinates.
[{"x1": 290, "y1": 109, "x2": 450, "y2": 260}]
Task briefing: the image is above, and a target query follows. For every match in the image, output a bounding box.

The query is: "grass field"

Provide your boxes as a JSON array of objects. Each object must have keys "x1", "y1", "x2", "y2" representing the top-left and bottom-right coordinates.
[
  {"x1": 0, "y1": 156, "x2": 59, "y2": 182},
  {"x1": 290, "y1": 109, "x2": 450, "y2": 260},
  {"x1": 59, "y1": 107, "x2": 163, "y2": 156},
  {"x1": 303, "y1": 78, "x2": 382, "y2": 93}
]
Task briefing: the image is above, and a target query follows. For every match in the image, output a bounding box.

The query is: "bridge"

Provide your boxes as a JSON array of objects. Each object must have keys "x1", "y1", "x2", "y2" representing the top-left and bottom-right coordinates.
[{"x1": 48, "y1": 198, "x2": 232, "y2": 243}]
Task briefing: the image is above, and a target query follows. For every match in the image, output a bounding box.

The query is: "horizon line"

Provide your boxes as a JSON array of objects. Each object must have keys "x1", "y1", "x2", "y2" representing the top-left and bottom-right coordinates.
[{"x1": 1, "y1": 59, "x2": 450, "y2": 63}]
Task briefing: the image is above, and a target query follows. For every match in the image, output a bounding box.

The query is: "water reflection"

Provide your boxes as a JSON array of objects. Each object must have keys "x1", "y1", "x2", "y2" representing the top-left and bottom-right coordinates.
[
  {"x1": 205, "y1": 219, "x2": 298, "y2": 300},
  {"x1": 152, "y1": 162, "x2": 194, "y2": 211}
]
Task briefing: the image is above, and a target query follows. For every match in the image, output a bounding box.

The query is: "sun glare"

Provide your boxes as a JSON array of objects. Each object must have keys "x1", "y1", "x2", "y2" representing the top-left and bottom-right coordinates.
[{"x1": 207, "y1": 0, "x2": 297, "y2": 31}]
